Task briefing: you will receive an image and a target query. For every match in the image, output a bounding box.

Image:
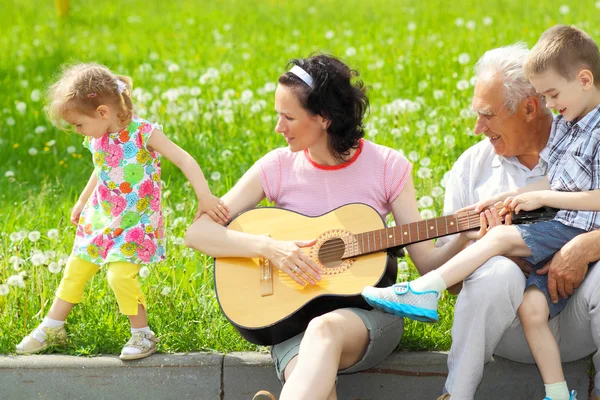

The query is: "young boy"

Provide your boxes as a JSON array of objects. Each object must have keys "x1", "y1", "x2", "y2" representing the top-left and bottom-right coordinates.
[{"x1": 362, "y1": 25, "x2": 600, "y2": 400}]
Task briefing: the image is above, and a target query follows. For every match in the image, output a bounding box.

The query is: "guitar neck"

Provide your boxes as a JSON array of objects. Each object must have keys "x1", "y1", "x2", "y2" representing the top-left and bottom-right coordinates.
[{"x1": 345, "y1": 206, "x2": 500, "y2": 258}]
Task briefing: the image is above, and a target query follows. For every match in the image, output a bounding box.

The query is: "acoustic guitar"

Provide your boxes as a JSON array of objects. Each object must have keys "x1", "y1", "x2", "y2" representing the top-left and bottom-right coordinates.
[{"x1": 214, "y1": 203, "x2": 556, "y2": 345}]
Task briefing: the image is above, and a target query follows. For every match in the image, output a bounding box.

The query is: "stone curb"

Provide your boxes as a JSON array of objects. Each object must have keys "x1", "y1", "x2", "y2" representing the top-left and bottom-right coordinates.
[{"x1": 0, "y1": 352, "x2": 592, "y2": 399}]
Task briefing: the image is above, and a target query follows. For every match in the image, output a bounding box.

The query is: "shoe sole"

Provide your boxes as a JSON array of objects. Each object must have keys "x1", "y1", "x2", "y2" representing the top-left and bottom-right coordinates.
[
  {"x1": 119, "y1": 346, "x2": 157, "y2": 361},
  {"x1": 363, "y1": 296, "x2": 438, "y2": 322},
  {"x1": 16, "y1": 343, "x2": 48, "y2": 355},
  {"x1": 253, "y1": 391, "x2": 276, "y2": 400},
  {"x1": 15, "y1": 337, "x2": 67, "y2": 355}
]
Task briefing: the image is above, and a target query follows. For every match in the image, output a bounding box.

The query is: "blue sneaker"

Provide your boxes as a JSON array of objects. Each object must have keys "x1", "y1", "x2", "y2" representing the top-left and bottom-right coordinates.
[
  {"x1": 361, "y1": 282, "x2": 440, "y2": 322},
  {"x1": 543, "y1": 390, "x2": 577, "y2": 400}
]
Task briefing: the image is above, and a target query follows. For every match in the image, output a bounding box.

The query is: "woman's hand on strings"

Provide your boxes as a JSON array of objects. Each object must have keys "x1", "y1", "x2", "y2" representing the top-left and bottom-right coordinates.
[{"x1": 265, "y1": 239, "x2": 322, "y2": 286}]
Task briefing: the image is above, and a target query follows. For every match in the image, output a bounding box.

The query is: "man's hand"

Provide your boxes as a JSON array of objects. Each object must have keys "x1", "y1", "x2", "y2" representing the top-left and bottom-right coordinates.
[{"x1": 536, "y1": 237, "x2": 589, "y2": 303}]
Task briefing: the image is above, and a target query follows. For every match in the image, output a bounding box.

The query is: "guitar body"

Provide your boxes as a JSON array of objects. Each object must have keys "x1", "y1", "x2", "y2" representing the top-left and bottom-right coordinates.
[{"x1": 214, "y1": 203, "x2": 397, "y2": 345}]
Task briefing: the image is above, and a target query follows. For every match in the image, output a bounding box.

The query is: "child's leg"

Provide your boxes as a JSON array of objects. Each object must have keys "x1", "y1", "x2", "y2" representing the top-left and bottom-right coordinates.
[
  {"x1": 16, "y1": 256, "x2": 99, "y2": 354},
  {"x1": 433, "y1": 225, "x2": 531, "y2": 289},
  {"x1": 106, "y1": 262, "x2": 157, "y2": 360},
  {"x1": 519, "y1": 287, "x2": 570, "y2": 399},
  {"x1": 106, "y1": 261, "x2": 147, "y2": 319},
  {"x1": 362, "y1": 225, "x2": 532, "y2": 321}
]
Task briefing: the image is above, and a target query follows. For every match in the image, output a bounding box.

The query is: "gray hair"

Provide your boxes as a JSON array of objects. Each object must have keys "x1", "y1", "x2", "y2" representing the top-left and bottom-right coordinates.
[{"x1": 474, "y1": 42, "x2": 541, "y2": 113}]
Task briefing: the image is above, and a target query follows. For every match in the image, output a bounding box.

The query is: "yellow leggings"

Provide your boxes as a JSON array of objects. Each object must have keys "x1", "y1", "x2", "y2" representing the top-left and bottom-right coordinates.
[{"x1": 56, "y1": 256, "x2": 146, "y2": 316}]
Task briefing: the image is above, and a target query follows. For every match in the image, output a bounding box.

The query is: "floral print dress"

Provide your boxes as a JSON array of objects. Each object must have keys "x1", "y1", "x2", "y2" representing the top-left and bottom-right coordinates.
[{"x1": 72, "y1": 116, "x2": 166, "y2": 266}]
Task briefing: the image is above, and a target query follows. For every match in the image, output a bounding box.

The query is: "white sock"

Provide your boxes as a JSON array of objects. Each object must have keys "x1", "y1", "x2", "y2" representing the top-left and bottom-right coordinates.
[
  {"x1": 31, "y1": 317, "x2": 65, "y2": 343},
  {"x1": 131, "y1": 326, "x2": 151, "y2": 334},
  {"x1": 122, "y1": 326, "x2": 152, "y2": 355},
  {"x1": 410, "y1": 270, "x2": 447, "y2": 293},
  {"x1": 42, "y1": 317, "x2": 65, "y2": 329},
  {"x1": 544, "y1": 382, "x2": 569, "y2": 400}
]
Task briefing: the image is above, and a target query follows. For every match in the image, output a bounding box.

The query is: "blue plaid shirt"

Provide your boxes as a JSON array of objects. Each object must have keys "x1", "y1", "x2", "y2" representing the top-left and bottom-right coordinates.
[{"x1": 543, "y1": 105, "x2": 600, "y2": 231}]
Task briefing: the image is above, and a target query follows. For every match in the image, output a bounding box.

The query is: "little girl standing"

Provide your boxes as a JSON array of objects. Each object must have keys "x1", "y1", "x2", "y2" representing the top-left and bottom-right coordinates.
[{"x1": 16, "y1": 63, "x2": 229, "y2": 360}]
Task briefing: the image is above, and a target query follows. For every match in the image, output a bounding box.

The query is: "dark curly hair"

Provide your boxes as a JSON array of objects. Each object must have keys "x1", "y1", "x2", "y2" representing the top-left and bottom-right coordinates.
[{"x1": 278, "y1": 54, "x2": 369, "y2": 161}]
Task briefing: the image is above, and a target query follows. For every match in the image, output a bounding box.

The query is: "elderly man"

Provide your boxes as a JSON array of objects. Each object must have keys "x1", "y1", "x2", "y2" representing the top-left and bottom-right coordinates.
[{"x1": 437, "y1": 43, "x2": 600, "y2": 400}]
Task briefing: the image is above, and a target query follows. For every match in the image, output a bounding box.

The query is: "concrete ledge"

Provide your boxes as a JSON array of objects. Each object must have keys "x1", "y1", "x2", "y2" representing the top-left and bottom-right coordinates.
[
  {"x1": 0, "y1": 352, "x2": 592, "y2": 399},
  {"x1": 0, "y1": 353, "x2": 223, "y2": 400}
]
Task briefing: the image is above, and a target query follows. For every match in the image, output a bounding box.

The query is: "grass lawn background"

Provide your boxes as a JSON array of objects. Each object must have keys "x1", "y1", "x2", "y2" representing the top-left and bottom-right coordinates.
[{"x1": 0, "y1": 0, "x2": 595, "y2": 355}]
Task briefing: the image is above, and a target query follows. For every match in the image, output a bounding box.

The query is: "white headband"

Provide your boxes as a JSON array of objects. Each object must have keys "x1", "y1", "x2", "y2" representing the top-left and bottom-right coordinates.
[
  {"x1": 116, "y1": 79, "x2": 127, "y2": 94},
  {"x1": 289, "y1": 65, "x2": 313, "y2": 88}
]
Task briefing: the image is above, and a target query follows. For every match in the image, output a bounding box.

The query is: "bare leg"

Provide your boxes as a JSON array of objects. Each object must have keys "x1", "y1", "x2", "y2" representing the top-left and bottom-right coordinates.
[
  {"x1": 47, "y1": 298, "x2": 75, "y2": 321},
  {"x1": 284, "y1": 357, "x2": 337, "y2": 400},
  {"x1": 436, "y1": 225, "x2": 532, "y2": 287},
  {"x1": 128, "y1": 304, "x2": 148, "y2": 328},
  {"x1": 519, "y1": 287, "x2": 565, "y2": 383},
  {"x1": 280, "y1": 310, "x2": 370, "y2": 400}
]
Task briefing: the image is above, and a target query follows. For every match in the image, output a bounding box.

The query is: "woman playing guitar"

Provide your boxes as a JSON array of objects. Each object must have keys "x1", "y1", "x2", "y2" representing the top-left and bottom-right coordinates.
[{"x1": 184, "y1": 54, "x2": 499, "y2": 400}]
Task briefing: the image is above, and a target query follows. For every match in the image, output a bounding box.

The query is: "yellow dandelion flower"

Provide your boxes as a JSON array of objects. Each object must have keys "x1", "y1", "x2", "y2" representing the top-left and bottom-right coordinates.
[{"x1": 13, "y1": 143, "x2": 19, "y2": 149}]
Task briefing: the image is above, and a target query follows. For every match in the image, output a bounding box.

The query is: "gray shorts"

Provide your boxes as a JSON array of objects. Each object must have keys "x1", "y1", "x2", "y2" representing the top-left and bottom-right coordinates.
[{"x1": 270, "y1": 307, "x2": 404, "y2": 384}]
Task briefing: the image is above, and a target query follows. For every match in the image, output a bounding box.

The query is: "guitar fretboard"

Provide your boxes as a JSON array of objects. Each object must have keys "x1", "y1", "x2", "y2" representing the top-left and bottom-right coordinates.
[{"x1": 344, "y1": 208, "x2": 495, "y2": 257}]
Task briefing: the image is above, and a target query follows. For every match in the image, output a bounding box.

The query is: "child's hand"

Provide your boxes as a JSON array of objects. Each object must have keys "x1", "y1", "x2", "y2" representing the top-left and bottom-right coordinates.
[
  {"x1": 70, "y1": 201, "x2": 85, "y2": 226},
  {"x1": 196, "y1": 195, "x2": 230, "y2": 224},
  {"x1": 503, "y1": 192, "x2": 545, "y2": 214}
]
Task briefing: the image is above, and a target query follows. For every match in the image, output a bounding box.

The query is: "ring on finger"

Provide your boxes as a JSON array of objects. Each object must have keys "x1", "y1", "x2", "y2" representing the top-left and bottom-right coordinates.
[{"x1": 292, "y1": 265, "x2": 299, "y2": 273}]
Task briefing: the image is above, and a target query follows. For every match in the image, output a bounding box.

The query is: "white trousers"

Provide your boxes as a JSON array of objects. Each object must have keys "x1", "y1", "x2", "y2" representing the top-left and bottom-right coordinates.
[{"x1": 445, "y1": 256, "x2": 600, "y2": 400}]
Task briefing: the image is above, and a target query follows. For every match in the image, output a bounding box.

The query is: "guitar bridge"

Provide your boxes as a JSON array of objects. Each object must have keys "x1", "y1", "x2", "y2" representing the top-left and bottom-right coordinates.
[{"x1": 259, "y1": 258, "x2": 273, "y2": 297}]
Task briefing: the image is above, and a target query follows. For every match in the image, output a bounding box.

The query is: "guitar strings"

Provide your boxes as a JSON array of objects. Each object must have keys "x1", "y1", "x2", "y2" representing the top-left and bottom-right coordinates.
[
  {"x1": 315, "y1": 212, "x2": 487, "y2": 261},
  {"x1": 317, "y1": 212, "x2": 484, "y2": 258}
]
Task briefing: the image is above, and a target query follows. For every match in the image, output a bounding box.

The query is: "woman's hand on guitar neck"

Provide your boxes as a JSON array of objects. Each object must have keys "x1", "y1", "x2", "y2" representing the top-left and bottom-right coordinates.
[{"x1": 265, "y1": 238, "x2": 322, "y2": 286}]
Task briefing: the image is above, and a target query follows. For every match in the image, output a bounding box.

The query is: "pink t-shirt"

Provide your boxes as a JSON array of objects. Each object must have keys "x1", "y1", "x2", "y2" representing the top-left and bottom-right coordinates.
[{"x1": 256, "y1": 139, "x2": 412, "y2": 218}]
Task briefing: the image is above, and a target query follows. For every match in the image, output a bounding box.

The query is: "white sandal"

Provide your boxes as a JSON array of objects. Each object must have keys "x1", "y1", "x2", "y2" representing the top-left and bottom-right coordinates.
[
  {"x1": 119, "y1": 331, "x2": 159, "y2": 361},
  {"x1": 16, "y1": 326, "x2": 67, "y2": 355}
]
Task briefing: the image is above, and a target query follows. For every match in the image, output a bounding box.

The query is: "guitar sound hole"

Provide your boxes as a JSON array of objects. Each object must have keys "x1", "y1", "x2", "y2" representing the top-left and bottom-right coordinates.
[{"x1": 318, "y1": 238, "x2": 345, "y2": 269}]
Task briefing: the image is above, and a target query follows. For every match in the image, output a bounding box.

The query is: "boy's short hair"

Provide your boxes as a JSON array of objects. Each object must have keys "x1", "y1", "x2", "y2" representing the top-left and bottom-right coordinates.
[{"x1": 524, "y1": 25, "x2": 600, "y2": 84}]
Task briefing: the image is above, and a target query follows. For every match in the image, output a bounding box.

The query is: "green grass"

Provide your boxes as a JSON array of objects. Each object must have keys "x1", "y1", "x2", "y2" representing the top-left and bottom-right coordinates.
[{"x1": 0, "y1": 0, "x2": 596, "y2": 355}]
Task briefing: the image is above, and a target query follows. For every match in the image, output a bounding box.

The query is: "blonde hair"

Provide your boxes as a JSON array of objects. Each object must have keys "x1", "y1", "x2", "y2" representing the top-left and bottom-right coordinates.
[
  {"x1": 525, "y1": 25, "x2": 600, "y2": 84},
  {"x1": 47, "y1": 63, "x2": 135, "y2": 130}
]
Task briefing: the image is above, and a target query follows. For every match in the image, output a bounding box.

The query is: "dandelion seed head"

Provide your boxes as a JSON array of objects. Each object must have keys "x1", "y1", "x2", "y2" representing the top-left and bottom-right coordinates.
[
  {"x1": 48, "y1": 262, "x2": 61, "y2": 274},
  {"x1": 431, "y1": 187, "x2": 444, "y2": 197},
  {"x1": 7, "y1": 275, "x2": 25, "y2": 288},
  {"x1": 28, "y1": 231, "x2": 41, "y2": 242},
  {"x1": 420, "y1": 209, "x2": 435, "y2": 219},
  {"x1": 139, "y1": 267, "x2": 150, "y2": 278}
]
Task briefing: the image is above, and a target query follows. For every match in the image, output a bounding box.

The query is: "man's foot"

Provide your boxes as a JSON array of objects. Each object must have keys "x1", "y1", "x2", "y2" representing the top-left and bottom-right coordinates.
[
  {"x1": 15, "y1": 325, "x2": 67, "y2": 355},
  {"x1": 119, "y1": 331, "x2": 159, "y2": 361},
  {"x1": 252, "y1": 390, "x2": 276, "y2": 400},
  {"x1": 361, "y1": 282, "x2": 440, "y2": 322}
]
